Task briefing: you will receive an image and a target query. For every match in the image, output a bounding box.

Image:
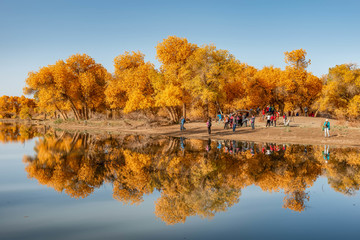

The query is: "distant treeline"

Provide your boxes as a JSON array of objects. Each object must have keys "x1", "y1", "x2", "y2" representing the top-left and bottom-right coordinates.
[
  {"x1": 1, "y1": 36, "x2": 359, "y2": 121},
  {"x1": 0, "y1": 95, "x2": 36, "y2": 119}
]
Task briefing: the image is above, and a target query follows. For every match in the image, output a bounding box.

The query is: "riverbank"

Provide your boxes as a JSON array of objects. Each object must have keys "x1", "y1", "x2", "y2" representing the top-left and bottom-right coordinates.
[{"x1": 1, "y1": 117, "x2": 360, "y2": 147}]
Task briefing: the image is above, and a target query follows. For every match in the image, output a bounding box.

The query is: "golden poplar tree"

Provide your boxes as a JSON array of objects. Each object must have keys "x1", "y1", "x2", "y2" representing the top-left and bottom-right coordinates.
[
  {"x1": 154, "y1": 36, "x2": 198, "y2": 121},
  {"x1": 24, "y1": 54, "x2": 111, "y2": 120},
  {"x1": 106, "y1": 51, "x2": 155, "y2": 113},
  {"x1": 283, "y1": 49, "x2": 322, "y2": 113},
  {"x1": 182, "y1": 45, "x2": 238, "y2": 118},
  {"x1": 317, "y1": 64, "x2": 360, "y2": 119}
]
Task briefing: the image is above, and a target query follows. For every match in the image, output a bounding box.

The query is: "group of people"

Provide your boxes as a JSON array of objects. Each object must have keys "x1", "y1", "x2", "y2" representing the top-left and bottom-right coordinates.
[
  {"x1": 221, "y1": 113, "x2": 251, "y2": 130},
  {"x1": 179, "y1": 108, "x2": 332, "y2": 138},
  {"x1": 209, "y1": 113, "x2": 255, "y2": 134}
]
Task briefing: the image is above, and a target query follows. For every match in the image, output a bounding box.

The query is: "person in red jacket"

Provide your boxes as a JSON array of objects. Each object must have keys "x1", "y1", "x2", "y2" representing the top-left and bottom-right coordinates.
[{"x1": 262, "y1": 109, "x2": 265, "y2": 120}]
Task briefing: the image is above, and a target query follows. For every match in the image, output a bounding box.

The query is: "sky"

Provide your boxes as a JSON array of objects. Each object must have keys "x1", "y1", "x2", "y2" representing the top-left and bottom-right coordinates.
[{"x1": 0, "y1": 0, "x2": 359, "y2": 96}]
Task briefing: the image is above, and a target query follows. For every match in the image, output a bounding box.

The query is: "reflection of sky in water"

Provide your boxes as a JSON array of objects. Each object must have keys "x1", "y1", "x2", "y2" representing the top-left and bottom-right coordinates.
[{"x1": 1, "y1": 135, "x2": 360, "y2": 239}]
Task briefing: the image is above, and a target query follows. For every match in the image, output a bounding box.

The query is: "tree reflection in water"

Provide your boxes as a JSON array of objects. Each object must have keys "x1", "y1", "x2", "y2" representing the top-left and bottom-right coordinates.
[{"x1": 1, "y1": 124, "x2": 360, "y2": 224}]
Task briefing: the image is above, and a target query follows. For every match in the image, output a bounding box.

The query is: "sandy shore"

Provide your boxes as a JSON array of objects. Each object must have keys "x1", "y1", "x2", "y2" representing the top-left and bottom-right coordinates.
[{"x1": 4, "y1": 116, "x2": 359, "y2": 147}]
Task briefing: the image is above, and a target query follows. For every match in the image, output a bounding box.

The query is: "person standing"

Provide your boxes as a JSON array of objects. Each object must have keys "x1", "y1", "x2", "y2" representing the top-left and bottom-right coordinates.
[
  {"x1": 180, "y1": 116, "x2": 186, "y2": 131},
  {"x1": 224, "y1": 115, "x2": 229, "y2": 129},
  {"x1": 207, "y1": 117, "x2": 212, "y2": 134},
  {"x1": 236, "y1": 114, "x2": 240, "y2": 126},
  {"x1": 304, "y1": 106, "x2": 308, "y2": 117},
  {"x1": 232, "y1": 118, "x2": 237, "y2": 132},
  {"x1": 242, "y1": 114, "x2": 247, "y2": 127},
  {"x1": 250, "y1": 115, "x2": 255, "y2": 129},
  {"x1": 266, "y1": 114, "x2": 271, "y2": 128},
  {"x1": 283, "y1": 113, "x2": 287, "y2": 125},
  {"x1": 217, "y1": 113, "x2": 222, "y2": 124},
  {"x1": 262, "y1": 109, "x2": 265, "y2": 120},
  {"x1": 273, "y1": 114, "x2": 277, "y2": 127},
  {"x1": 323, "y1": 119, "x2": 330, "y2": 137}
]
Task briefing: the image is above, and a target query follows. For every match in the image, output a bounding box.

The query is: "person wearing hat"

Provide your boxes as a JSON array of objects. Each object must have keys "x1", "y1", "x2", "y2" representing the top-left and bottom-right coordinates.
[{"x1": 323, "y1": 119, "x2": 330, "y2": 137}]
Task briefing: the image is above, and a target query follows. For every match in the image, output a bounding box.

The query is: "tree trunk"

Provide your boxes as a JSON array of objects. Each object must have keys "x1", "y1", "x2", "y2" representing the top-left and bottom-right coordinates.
[
  {"x1": 81, "y1": 107, "x2": 86, "y2": 120},
  {"x1": 71, "y1": 106, "x2": 79, "y2": 120},
  {"x1": 314, "y1": 109, "x2": 319, "y2": 117},
  {"x1": 68, "y1": 98, "x2": 81, "y2": 120},
  {"x1": 183, "y1": 103, "x2": 186, "y2": 119},
  {"x1": 55, "y1": 104, "x2": 67, "y2": 120},
  {"x1": 85, "y1": 103, "x2": 89, "y2": 120},
  {"x1": 173, "y1": 106, "x2": 181, "y2": 123},
  {"x1": 205, "y1": 102, "x2": 209, "y2": 120},
  {"x1": 170, "y1": 107, "x2": 177, "y2": 123},
  {"x1": 165, "y1": 106, "x2": 175, "y2": 123},
  {"x1": 215, "y1": 101, "x2": 223, "y2": 115}
]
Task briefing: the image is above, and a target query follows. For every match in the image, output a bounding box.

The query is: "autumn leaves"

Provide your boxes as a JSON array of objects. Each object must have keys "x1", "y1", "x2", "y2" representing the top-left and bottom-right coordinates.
[
  {"x1": 24, "y1": 54, "x2": 110, "y2": 120},
  {"x1": 22, "y1": 36, "x2": 360, "y2": 122}
]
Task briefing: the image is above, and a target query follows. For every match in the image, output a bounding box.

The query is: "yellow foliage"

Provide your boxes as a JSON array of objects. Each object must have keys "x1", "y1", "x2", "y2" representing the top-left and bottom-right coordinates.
[
  {"x1": 106, "y1": 51, "x2": 155, "y2": 113},
  {"x1": 24, "y1": 54, "x2": 111, "y2": 120},
  {"x1": 284, "y1": 48, "x2": 311, "y2": 69},
  {"x1": 318, "y1": 64, "x2": 360, "y2": 119}
]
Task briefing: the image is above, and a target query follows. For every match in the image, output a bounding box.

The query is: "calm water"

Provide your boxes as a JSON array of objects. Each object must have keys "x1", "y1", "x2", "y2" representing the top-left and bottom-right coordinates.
[{"x1": 1, "y1": 123, "x2": 360, "y2": 240}]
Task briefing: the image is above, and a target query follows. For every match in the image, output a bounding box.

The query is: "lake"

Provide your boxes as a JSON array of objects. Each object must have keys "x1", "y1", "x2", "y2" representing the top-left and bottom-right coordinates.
[{"x1": 0, "y1": 123, "x2": 359, "y2": 240}]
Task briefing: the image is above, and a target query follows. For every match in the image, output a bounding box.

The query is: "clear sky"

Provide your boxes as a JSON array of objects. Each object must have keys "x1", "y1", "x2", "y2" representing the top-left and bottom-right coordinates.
[{"x1": 1, "y1": 0, "x2": 359, "y2": 96}]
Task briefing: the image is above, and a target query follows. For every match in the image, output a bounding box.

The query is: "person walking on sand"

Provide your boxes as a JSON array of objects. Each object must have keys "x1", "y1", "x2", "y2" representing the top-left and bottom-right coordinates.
[
  {"x1": 207, "y1": 117, "x2": 212, "y2": 134},
  {"x1": 323, "y1": 119, "x2": 330, "y2": 137},
  {"x1": 180, "y1": 116, "x2": 186, "y2": 131},
  {"x1": 250, "y1": 115, "x2": 255, "y2": 129}
]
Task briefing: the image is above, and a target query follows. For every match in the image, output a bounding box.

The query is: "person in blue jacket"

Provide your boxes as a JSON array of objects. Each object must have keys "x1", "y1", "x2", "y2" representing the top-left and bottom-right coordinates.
[
  {"x1": 323, "y1": 119, "x2": 330, "y2": 137},
  {"x1": 180, "y1": 116, "x2": 186, "y2": 131}
]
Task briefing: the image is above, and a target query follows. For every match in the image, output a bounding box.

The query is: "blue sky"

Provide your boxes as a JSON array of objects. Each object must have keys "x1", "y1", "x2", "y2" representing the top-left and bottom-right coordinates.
[{"x1": 1, "y1": 0, "x2": 359, "y2": 96}]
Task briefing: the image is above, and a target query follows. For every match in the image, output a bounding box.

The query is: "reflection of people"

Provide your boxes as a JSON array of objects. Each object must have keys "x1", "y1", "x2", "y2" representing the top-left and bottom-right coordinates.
[
  {"x1": 180, "y1": 137, "x2": 185, "y2": 150},
  {"x1": 323, "y1": 145, "x2": 330, "y2": 163},
  {"x1": 207, "y1": 117, "x2": 212, "y2": 134},
  {"x1": 206, "y1": 138, "x2": 212, "y2": 152},
  {"x1": 250, "y1": 142, "x2": 255, "y2": 155},
  {"x1": 323, "y1": 119, "x2": 330, "y2": 137},
  {"x1": 217, "y1": 141, "x2": 222, "y2": 150}
]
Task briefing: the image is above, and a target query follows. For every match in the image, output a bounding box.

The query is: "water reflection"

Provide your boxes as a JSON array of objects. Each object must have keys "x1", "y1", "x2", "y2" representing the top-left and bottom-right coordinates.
[
  {"x1": 1, "y1": 123, "x2": 360, "y2": 225},
  {"x1": 0, "y1": 122, "x2": 41, "y2": 143}
]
